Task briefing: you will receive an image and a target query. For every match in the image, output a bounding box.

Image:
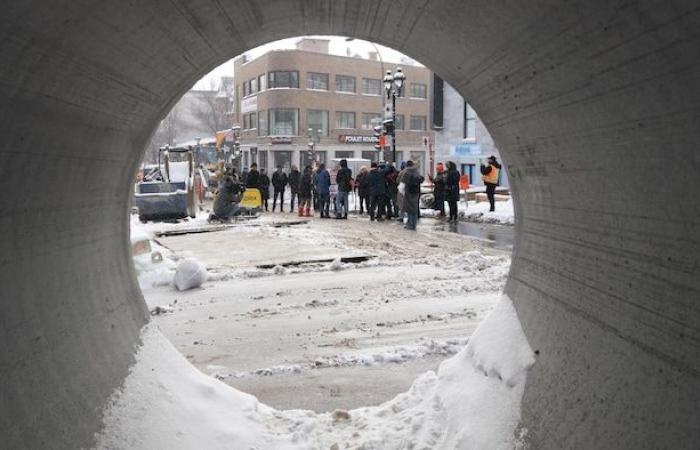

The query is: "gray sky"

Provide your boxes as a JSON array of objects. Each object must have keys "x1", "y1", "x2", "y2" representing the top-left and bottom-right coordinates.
[{"x1": 192, "y1": 36, "x2": 419, "y2": 90}]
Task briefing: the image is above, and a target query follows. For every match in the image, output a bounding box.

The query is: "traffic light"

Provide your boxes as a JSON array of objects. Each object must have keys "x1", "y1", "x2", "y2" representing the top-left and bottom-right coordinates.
[
  {"x1": 382, "y1": 118, "x2": 394, "y2": 136},
  {"x1": 373, "y1": 125, "x2": 384, "y2": 151}
]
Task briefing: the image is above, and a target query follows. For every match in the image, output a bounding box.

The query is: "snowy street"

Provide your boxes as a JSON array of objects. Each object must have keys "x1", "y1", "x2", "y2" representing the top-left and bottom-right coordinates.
[{"x1": 134, "y1": 210, "x2": 513, "y2": 412}]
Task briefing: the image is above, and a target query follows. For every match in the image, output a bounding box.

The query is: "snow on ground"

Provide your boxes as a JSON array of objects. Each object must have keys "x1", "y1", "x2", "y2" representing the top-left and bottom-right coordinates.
[
  {"x1": 95, "y1": 295, "x2": 535, "y2": 449},
  {"x1": 130, "y1": 209, "x2": 514, "y2": 413},
  {"x1": 421, "y1": 199, "x2": 515, "y2": 225}
]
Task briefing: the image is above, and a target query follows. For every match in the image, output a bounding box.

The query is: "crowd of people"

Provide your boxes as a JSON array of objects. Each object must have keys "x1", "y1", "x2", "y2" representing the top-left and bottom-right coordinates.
[{"x1": 212, "y1": 155, "x2": 503, "y2": 230}]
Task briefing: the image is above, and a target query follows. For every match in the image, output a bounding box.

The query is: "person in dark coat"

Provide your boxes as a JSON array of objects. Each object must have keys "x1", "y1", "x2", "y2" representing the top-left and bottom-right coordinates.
[
  {"x1": 385, "y1": 164, "x2": 398, "y2": 219},
  {"x1": 288, "y1": 165, "x2": 301, "y2": 213},
  {"x1": 212, "y1": 176, "x2": 241, "y2": 222},
  {"x1": 245, "y1": 163, "x2": 259, "y2": 188},
  {"x1": 271, "y1": 166, "x2": 288, "y2": 212},
  {"x1": 431, "y1": 162, "x2": 446, "y2": 218},
  {"x1": 402, "y1": 161, "x2": 424, "y2": 230},
  {"x1": 335, "y1": 159, "x2": 352, "y2": 219},
  {"x1": 356, "y1": 166, "x2": 370, "y2": 215},
  {"x1": 298, "y1": 165, "x2": 313, "y2": 217},
  {"x1": 258, "y1": 168, "x2": 270, "y2": 211},
  {"x1": 445, "y1": 161, "x2": 461, "y2": 222},
  {"x1": 480, "y1": 155, "x2": 502, "y2": 212},
  {"x1": 367, "y1": 162, "x2": 389, "y2": 221},
  {"x1": 316, "y1": 163, "x2": 331, "y2": 218},
  {"x1": 312, "y1": 167, "x2": 320, "y2": 211}
]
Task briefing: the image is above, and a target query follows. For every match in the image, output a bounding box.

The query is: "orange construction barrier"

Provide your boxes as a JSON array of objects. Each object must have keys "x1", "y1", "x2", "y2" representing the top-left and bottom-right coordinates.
[{"x1": 459, "y1": 174, "x2": 469, "y2": 190}]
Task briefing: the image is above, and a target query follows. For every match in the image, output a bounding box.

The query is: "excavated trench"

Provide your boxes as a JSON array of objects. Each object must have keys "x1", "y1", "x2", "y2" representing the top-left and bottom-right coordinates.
[{"x1": 0, "y1": 1, "x2": 698, "y2": 448}]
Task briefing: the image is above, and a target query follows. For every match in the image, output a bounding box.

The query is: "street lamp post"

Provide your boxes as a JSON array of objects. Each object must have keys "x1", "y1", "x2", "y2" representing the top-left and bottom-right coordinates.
[{"x1": 384, "y1": 67, "x2": 406, "y2": 164}]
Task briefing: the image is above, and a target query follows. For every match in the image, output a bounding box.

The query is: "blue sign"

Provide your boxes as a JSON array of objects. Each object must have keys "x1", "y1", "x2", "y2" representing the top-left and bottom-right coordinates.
[{"x1": 452, "y1": 143, "x2": 482, "y2": 156}]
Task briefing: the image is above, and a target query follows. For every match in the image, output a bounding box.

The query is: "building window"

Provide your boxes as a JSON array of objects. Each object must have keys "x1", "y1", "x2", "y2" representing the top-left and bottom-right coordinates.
[
  {"x1": 335, "y1": 75, "x2": 356, "y2": 93},
  {"x1": 336, "y1": 111, "x2": 356, "y2": 129},
  {"x1": 464, "y1": 103, "x2": 476, "y2": 141},
  {"x1": 395, "y1": 114, "x2": 405, "y2": 130},
  {"x1": 269, "y1": 108, "x2": 299, "y2": 135},
  {"x1": 307, "y1": 72, "x2": 329, "y2": 90},
  {"x1": 243, "y1": 112, "x2": 257, "y2": 130},
  {"x1": 307, "y1": 109, "x2": 329, "y2": 136},
  {"x1": 259, "y1": 150, "x2": 268, "y2": 172},
  {"x1": 248, "y1": 112, "x2": 257, "y2": 130},
  {"x1": 410, "y1": 115, "x2": 427, "y2": 131},
  {"x1": 257, "y1": 110, "x2": 267, "y2": 136},
  {"x1": 249, "y1": 77, "x2": 258, "y2": 94},
  {"x1": 409, "y1": 83, "x2": 427, "y2": 99},
  {"x1": 361, "y1": 112, "x2": 381, "y2": 130},
  {"x1": 258, "y1": 74, "x2": 266, "y2": 91},
  {"x1": 335, "y1": 150, "x2": 354, "y2": 159},
  {"x1": 268, "y1": 71, "x2": 299, "y2": 88},
  {"x1": 242, "y1": 81, "x2": 250, "y2": 97},
  {"x1": 274, "y1": 151, "x2": 293, "y2": 171},
  {"x1": 362, "y1": 78, "x2": 382, "y2": 95},
  {"x1": 361, "y1": 150, "x2": 377, "y2": 162}
]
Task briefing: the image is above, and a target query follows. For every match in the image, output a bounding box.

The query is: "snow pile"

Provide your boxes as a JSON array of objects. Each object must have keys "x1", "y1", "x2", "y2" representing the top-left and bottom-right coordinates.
[
  {"x1": 131, "y1": 235, "x2": 177, "y2": 290},
  {"x1": 461, "y1": 199, "x2": 515, "y2": 225},
  {"x1": 421, "y1": 198, "x2": 515, "y2": 225},
  {"x1": 173, "y1": 259, "x2": 208, "y2": 291},
  {"x1": 95, "y1": 295, "x2": 535, "y2": 449},
  {"x1": 329, "y1": 257, "x2": 344, "y2": 271}
]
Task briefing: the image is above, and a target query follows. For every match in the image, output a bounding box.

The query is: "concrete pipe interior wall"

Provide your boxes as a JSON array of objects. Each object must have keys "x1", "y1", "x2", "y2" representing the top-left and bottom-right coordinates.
[{"x1": 1, "y1": 1, "x2": 698, "y2": 448}]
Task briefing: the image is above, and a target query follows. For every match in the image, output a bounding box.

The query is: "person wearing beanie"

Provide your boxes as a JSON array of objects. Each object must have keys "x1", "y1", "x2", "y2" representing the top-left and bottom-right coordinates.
[{"x1": 480, "y1": 155, "x2": 502, "y2": 212}]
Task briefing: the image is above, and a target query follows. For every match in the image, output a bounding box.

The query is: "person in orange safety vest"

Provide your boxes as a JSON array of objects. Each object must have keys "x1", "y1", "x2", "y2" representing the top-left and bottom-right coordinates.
[{"x1": 480, "y1": 155, "x2": 501, "y2": 212}]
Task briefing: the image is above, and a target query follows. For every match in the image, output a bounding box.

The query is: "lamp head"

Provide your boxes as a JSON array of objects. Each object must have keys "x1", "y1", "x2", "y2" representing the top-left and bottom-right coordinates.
[{"x1": 393, "y1": 67, "x2": 406, "y2": 91}]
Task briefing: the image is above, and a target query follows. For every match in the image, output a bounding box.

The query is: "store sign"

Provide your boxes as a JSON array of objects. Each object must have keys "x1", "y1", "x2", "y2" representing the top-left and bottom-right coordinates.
[
  {"x1": 270, "y1": 136, "x2": 292, "y2": 144},
  {"x1": 453, "y1": 143, "x2": 482, "y2": 156},
  {"x1": 338, "y1": 135, "x2": 379, "y2": 144},
  {"x1": 241, "y1": 95, "x2": 257, "y2": 114}
]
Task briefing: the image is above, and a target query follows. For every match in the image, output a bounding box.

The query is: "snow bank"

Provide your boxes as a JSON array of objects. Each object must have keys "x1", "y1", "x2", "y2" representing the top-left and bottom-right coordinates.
[
  {"x1": 422, "y1": 198, "x2": 515, "y2": 225},
  {"x1": 95, "y1": 295, "x2": 535, "y2": 449}
]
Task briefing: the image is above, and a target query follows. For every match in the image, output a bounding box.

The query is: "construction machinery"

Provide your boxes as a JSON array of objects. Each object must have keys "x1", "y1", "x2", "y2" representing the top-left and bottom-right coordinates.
[{"x1": 133, "y1": 146, "x2": 198, "y2": 222}]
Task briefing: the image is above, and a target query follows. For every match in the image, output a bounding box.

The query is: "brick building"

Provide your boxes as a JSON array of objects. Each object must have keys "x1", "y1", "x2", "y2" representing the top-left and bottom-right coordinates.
[{"x1": 232, "y1": 38, "x2": 434, "y2": 175}]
